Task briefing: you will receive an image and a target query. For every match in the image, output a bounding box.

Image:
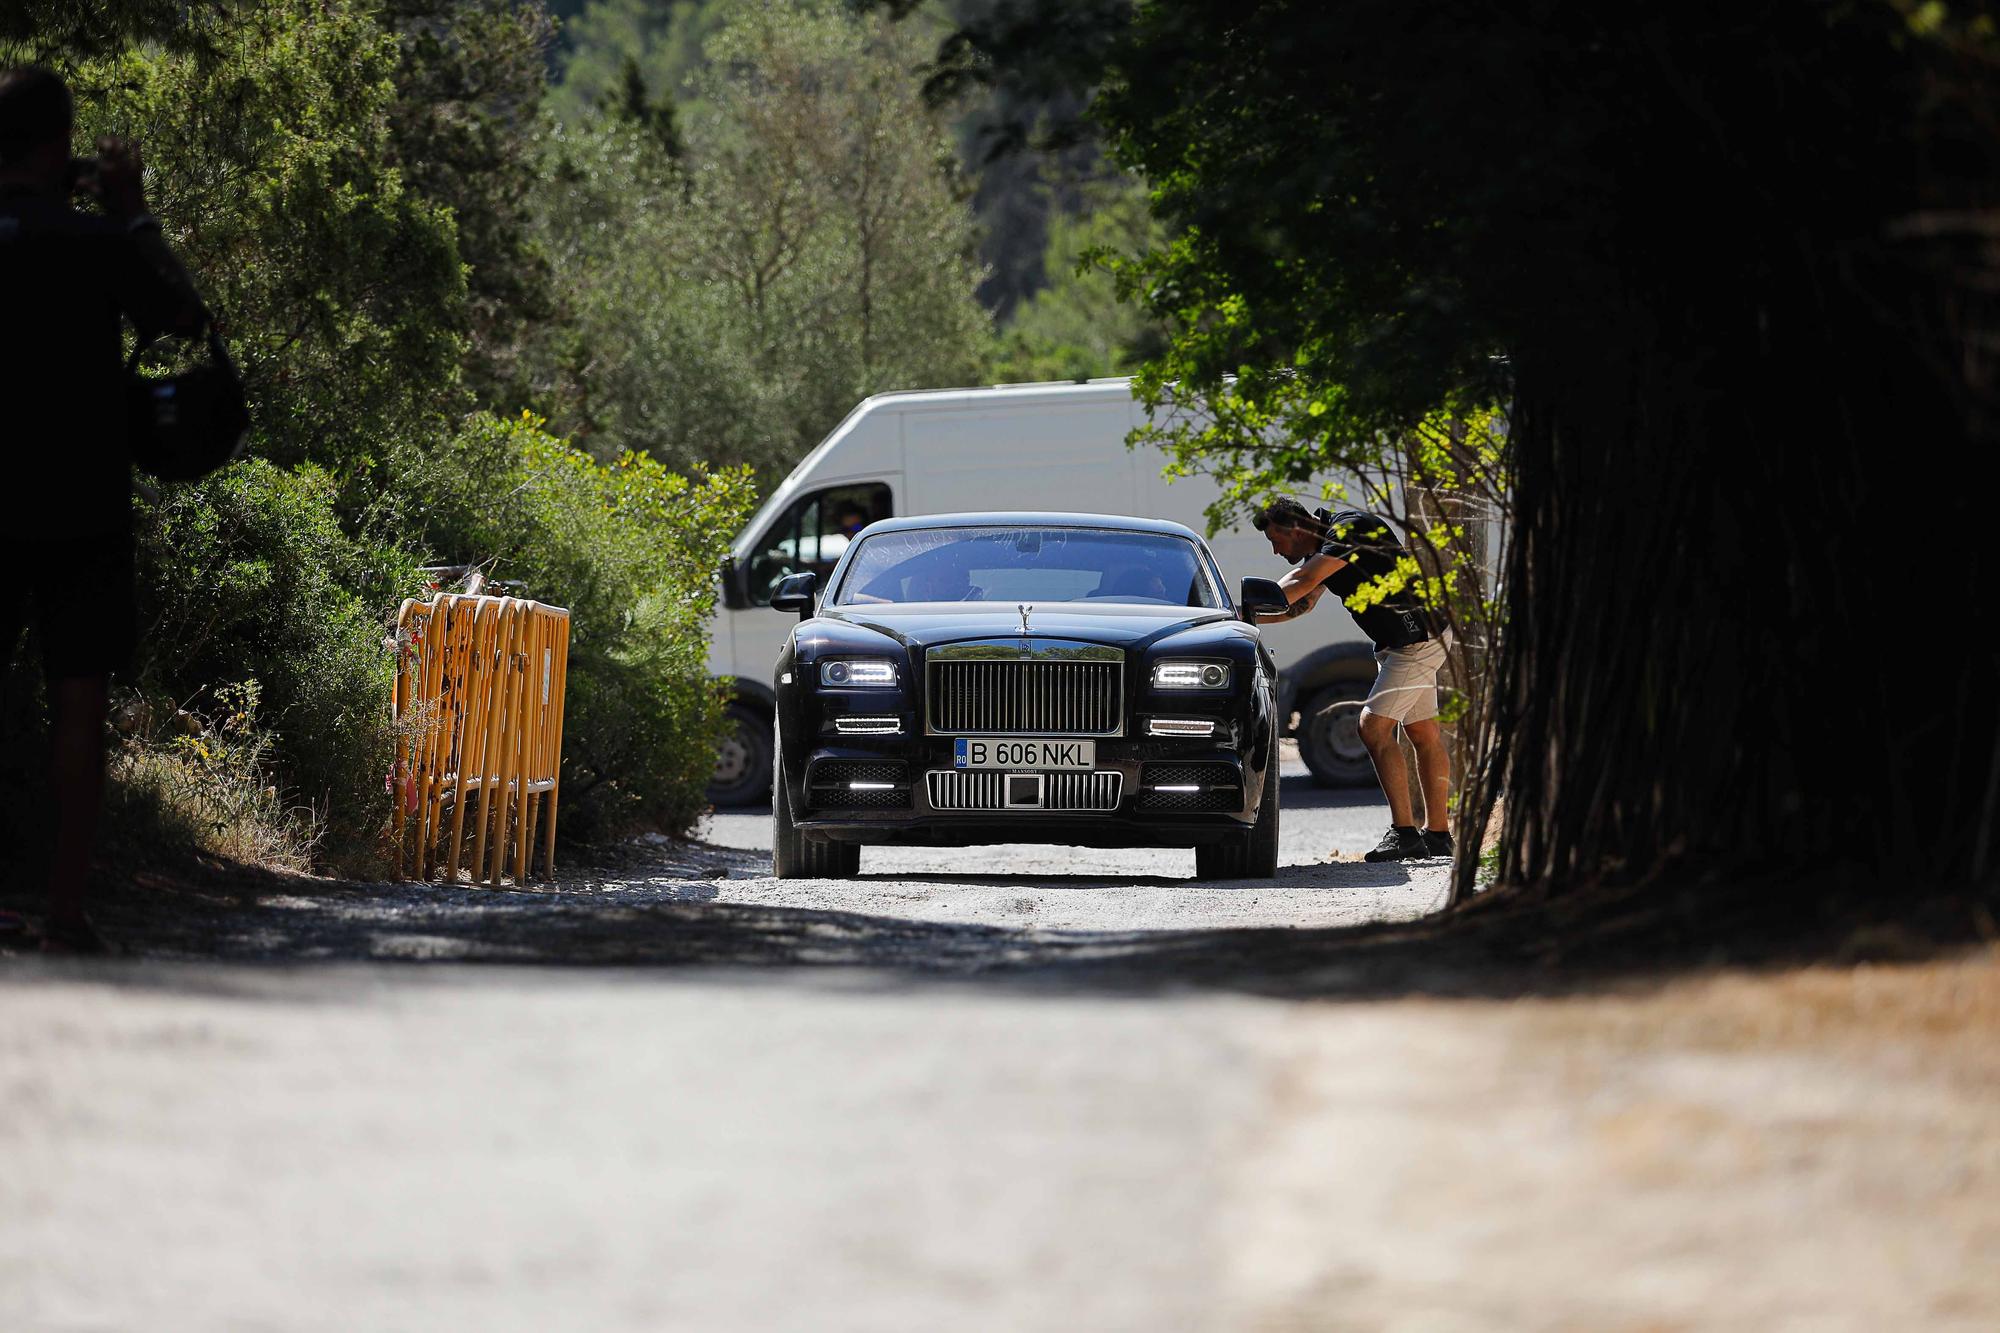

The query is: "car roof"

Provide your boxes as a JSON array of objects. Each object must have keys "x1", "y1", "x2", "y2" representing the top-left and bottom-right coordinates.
[{"x1": 860, "y1": 511, "x2": 1206, "y2": 541}]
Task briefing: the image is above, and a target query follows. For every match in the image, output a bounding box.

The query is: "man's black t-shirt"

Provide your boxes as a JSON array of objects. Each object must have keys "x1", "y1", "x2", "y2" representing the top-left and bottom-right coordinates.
[
  {"x1": 0, "y1": 186, "x2": 189, "y2": 540},
  {"x1": 1315, "y1": 508, "x2": 1432, "y2": 650}
]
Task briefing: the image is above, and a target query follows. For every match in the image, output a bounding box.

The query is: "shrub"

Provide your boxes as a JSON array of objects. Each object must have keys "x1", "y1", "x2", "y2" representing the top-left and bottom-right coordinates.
[
  {"x1": 137, "y1": 460, "x2": 426, "y2": 873},
  {"x1": 391, "y1": 412, "x2": 756, "y2": 842}
]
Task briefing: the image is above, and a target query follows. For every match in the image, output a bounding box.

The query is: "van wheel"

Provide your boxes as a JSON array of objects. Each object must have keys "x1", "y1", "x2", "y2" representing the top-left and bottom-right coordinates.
[
  {"x1": 708, "y1": 703, "x2": 773, "y2": 807},
  {"x1": 772, "y1": 751, "x2": 860, "y2": 879},
  {"x1": 1195, "y1": 739, "x2": 1281, "y2": 880},
  {"x1": 1298, "y1": 679, "x2": 1375, "y2": 787}
]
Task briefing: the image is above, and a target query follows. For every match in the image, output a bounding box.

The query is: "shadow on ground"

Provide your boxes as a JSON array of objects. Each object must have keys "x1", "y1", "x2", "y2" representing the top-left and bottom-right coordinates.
[{"x1": 4, "y1": 832, "x2": 1992, "y2": 1003}]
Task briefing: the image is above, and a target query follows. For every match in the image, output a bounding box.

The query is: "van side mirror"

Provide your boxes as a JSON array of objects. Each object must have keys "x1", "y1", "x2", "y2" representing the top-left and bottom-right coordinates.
[
  {"x1": 1239, "y1": 576, "x2": 1288, "y2": 622},
  {"x1": 772, "y1": 571, "x2": 818, "y2": 620}
]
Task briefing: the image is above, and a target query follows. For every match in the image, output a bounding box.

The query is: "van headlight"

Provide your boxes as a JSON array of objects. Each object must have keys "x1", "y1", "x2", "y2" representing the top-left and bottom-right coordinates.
[
  {"x1": 819, "y1": 658, "x2": 898, "y2": 688},
  {"x1": 1152, "y1": 660, "x2": 1229, "y2": 690}
]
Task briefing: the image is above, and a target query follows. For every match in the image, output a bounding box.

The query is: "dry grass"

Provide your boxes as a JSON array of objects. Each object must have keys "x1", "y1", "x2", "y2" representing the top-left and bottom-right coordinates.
[{"x1": 106, "y1": 732, "x2": 318, "y2": 875}]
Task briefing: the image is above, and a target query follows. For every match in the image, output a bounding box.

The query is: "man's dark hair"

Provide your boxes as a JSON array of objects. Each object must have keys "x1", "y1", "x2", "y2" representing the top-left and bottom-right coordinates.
[
  {"x1": 1251, "y1": 497, "x2": 1316, "y2": 533},
  {"x1": 0, "y1": 66, "x2": 73, "y2": 165}
]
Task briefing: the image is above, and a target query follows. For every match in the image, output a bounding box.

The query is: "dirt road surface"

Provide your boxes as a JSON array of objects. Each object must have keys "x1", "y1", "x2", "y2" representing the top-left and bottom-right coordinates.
[{"x1": 3, "y1": 758, "x2": 1996, "y2": 1331}]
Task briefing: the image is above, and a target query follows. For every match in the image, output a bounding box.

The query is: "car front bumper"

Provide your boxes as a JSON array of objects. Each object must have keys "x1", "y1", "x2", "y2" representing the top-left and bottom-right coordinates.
[{"x1": 789, "y1": 735, "x2": 1271, "y2": 847}]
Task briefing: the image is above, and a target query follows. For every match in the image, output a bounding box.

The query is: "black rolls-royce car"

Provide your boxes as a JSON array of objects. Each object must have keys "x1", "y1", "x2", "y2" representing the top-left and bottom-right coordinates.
[{"x1": 767, "y1": 512, "x2": 1290, "y2": 880}]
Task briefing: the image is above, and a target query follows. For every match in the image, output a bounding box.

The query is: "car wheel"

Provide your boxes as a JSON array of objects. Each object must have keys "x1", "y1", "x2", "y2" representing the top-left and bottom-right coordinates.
[
  {"x1": 1246, "y1": 749, "x2": 1280, "y2": 877},
  {"x1": 708, "y1": 703, "x2": 773, "y2": 807},
  {"x1": 772, "y1": 749, "x2": 861, "y2": 880},
  {"x1": 1195, "y1": 736, "x2": 1281, "y2": 880},
  {"x1": 1298, "y1": 678, "x2": 1376, "y2": 787}
]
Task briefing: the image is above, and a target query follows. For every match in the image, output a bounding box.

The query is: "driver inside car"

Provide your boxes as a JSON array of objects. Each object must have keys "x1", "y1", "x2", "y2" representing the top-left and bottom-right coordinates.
[
  {"x1": 1096, "y1": 563, "x2": 1168, "y2": 601},
  {"x1": 905, "y1": 560, "x2": 977, "y2": 602},
  {"x1": 850, "y1": 555, "x2": 978, "y2": 604}
]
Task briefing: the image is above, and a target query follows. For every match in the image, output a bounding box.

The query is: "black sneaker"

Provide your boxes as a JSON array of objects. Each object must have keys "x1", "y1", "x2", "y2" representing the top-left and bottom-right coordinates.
[
  {"x1": 1363, "y1": 826, "x2": 1428, "y2": 862},
  {"x1": 1422, "y1": 829, "x2": 1455, "y2": 859}
]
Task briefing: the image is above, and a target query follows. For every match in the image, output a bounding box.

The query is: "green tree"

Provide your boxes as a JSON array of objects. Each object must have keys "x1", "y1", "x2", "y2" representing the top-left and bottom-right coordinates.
[
  {"x1": 548, "y1": 0, "x2": 724, "y2": 126},
  {"x1": 65, "y1": 0, "x2": 469, "y2": 486},
  {"x1": 6, "y1": 0, "x2": 473, "y2": 868},
  {"x1": 890, "y1": 0, "x2": 2000, "y2": 906},
  {"x1": 6, "y1": 0, "x2": 754, "y2": 869},
  {"x1": 989, "y1": 172, "x2": 1165, "y2": 383},
  {"x1": 534, "y1": 0, "x2": 990, "y2": 480},
  {"x1": 384, "y1": 0, "x2": 559, "y2": 408}
]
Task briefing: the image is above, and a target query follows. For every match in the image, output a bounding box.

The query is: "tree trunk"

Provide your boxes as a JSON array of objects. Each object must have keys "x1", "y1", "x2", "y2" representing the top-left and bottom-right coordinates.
[{"x1": 1470, "y1": 238, "x2": 1997, "y2": 900}]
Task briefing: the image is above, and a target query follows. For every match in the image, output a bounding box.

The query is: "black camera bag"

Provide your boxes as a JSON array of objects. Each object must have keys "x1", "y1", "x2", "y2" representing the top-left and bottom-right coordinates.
[{"x1": 127, "y1": 326, "x2": 249, "y2": 482}]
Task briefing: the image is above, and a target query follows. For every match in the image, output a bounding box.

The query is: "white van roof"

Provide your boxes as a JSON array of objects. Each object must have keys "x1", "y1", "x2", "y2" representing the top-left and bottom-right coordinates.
[{"x1": 731, "y1": 378, "x2": 1143, "y2": 563}]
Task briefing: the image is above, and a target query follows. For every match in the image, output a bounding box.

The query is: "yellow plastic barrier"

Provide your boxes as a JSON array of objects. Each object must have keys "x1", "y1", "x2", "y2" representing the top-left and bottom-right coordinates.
[{"x1": 391, "y1": 594, "x2": 571, "y2": 885}]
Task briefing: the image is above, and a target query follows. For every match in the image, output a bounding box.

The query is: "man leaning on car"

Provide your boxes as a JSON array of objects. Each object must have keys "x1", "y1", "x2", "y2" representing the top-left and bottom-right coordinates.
[{"x1": 1253, "y1": 498, "x2": 1452, "y2": 863}]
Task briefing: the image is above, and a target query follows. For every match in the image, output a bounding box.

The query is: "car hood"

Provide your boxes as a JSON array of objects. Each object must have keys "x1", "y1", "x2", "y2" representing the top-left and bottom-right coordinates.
[{"x1": 823, "y1": 602, "x2": 1235, "y2": 653}]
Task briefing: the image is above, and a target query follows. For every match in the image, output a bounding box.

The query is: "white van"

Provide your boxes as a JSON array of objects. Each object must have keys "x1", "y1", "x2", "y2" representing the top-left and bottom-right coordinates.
[{"x1": 705, "y1": 378, "x2": 1384, "y2": 803}]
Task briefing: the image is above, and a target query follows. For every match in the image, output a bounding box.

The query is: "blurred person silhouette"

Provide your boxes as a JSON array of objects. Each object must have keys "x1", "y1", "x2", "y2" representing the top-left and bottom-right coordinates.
[
  {"x1": 906, "y1": 557, "x2": 974, "y2": 602},
  {"x1": 1098, "y1": 563, "x2": 1168, "y2": 601},
  {"x1": 832, "y1": 502, "x2": 871, "y2": 538},
  {"x1": 0, "y1": 67, "x2": 207, "y2": 953}
]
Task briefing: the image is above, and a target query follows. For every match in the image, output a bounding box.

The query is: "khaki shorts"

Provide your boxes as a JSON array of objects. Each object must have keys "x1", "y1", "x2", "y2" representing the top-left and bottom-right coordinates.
[{"x1": 1361, "y1": 636, "x2": 1447, "y2": 725}]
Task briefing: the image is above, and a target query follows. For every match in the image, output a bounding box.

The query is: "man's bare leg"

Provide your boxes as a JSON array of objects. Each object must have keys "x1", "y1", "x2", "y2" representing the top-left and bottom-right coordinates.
[
  {"x1": 1403, "y1": 717, "x2": 1452, "y2": 833},
  {"x1": 46, "y1": 673, "x2": 109, "y2": 932},
  {"x1": 1358, "y1": 710, "x2": 1417, "y2": 827}
]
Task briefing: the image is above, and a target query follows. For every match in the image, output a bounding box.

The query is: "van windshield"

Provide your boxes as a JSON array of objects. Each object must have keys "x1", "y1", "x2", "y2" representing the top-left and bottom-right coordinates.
[{"x1": 831, "y1": 526, "x2": 1226, "y2": 609}]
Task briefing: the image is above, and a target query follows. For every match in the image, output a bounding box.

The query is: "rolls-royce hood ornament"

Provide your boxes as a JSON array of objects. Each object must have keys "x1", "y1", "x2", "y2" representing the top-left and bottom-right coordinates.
[{"x1": 1018, "y1": 603, "x2": 1033, "y2": 637}]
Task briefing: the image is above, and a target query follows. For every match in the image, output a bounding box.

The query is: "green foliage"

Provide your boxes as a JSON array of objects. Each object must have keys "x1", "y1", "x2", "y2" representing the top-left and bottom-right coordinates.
[
  {"x1": 988, "y1": 173, "x2": 1166, "y2": 383},
  {"x1": 533, "y1": 0, "x2": 990, "y2": 482},
  {"x1": 0, "y1": 0, "x2": 192, "y2": 62},
  {"x1": 66, "y1": 0, "x2": 469, "y2": 486},
  {"x1": 9, "y1": 0, "x2": 1001, "y2": 874},
  {"x1": 138, "y1": 461, "x2": 426, "y2": 870},
  {"x1": 601, "y1": 53, "x2": 684, "y2": 157},
  {"x1": 384, "y1": 0, "x2": 559, "y2": 407},
  {"x1": 918, "y1": 0, "x2": 2000, "y2": 895},
  {"x1": 548, "y1": 0, "x2": 726, "y2": 126},
  {"x1": 391, "y1": 413, "x2": 757, "y2": 839}
]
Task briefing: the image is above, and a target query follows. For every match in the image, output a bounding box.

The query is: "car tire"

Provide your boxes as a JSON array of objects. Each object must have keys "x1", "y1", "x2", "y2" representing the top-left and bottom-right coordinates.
[
  {"x1": 708, "y1": 703, "x2": 773, "y2": 807},
  {"x1": 1298, "y1": 678, "x2": 1376, "y2": 787},
  {"x1": 1195, "y1": 739, "x2": 1281, "y2": 880},
  {"x1": 772, "y1": 750, "x2": 861, "y2": 879}
]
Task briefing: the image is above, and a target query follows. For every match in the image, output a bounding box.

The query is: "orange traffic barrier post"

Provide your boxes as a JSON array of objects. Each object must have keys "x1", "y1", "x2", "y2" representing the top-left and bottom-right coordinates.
[{"x1": 392, "y1": 593, "x2": 571, "y2": 886}]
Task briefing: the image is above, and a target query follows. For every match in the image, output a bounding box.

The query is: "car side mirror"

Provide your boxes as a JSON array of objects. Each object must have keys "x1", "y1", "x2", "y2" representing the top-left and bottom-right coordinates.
[
  {"x1": 772, "y1": 571, "x2": 818, "y2": 620},
  {"x1": 1239, "y1": 576, "x2": 1288, "y2": 621}
]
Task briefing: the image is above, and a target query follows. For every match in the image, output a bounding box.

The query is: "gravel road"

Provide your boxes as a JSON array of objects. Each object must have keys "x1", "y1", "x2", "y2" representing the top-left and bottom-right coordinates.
[{"x1": 5, "y1": 754, "x2": 1997, "y2": 1332}]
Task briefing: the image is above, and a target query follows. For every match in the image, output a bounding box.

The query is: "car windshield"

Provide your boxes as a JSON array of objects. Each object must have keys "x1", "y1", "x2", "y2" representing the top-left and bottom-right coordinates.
[{"x1": 831, "y1": 525, "x2": 1225, "y2": 608}]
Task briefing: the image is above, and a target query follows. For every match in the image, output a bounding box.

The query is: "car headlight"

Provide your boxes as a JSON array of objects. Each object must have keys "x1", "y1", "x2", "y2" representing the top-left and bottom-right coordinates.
[
  {"x1": 1152, "y1": 660, "x2": 1230, "y2": 690},
  {"x1": 819, "y1": 658, "x2": 898, "y2": 688}
]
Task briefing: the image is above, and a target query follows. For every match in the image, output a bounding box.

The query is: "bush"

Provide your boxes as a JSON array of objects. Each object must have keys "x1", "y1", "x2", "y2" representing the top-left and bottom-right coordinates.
[
  {"x1": 137, "y1": 461, "x2": 425, "y2": 873},
  {"x1": 392, "y1": 412, "x2": 756, "y2": 842}
]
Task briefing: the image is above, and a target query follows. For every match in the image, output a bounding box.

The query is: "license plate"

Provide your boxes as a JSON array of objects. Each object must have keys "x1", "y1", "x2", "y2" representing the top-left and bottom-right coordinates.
[{"x1": 953, "y1": 738, "x2": 1096, "y2": 770}]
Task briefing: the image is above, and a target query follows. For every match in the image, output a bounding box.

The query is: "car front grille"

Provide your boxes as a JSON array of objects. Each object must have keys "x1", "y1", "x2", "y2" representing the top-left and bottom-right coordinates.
[
  {"x1": 925, "y1": 769, "x2": 1124, "y2": 812},
  {"x1": 926, "y1": 658, "x2": 1123, "y2": 736}
]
